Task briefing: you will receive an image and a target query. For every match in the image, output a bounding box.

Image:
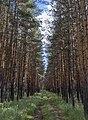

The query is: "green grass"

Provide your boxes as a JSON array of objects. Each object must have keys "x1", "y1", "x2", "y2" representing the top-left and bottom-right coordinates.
[
  {"x1": 0, "y1": 95, "x2": 40, "y2": 120},
  {"x1": 40, "y1": 91, "x2": 85, "y2": 120},
  {"x1": 41, "y1": 104, "x2": 56, "y2": 120},
  {"x1": 0, "y1": 90, "x2": 86, "y2": 120}
]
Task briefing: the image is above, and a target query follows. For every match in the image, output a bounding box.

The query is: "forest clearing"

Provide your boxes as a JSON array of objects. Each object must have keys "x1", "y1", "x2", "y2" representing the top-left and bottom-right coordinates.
[{"x1": 0, "y1": 0, "x2": 88, "y2": 120}]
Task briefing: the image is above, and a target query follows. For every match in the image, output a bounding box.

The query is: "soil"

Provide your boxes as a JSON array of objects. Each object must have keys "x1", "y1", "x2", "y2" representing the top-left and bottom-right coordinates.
[
  {"x1": 34, "y1": 104, "x2": 65, "y2": 120},
  {"x1": 34, "y1": 106, "x2": 43, "y2": 120}
]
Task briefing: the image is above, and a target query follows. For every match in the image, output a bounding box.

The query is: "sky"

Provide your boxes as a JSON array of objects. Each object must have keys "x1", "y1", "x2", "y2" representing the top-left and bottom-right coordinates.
[
  {"x1": 35, "y1": 0, "x2": 55, "y2": 70},
  {"x1": 35, "y1": 0, "x2": 52, "y2": 12}
]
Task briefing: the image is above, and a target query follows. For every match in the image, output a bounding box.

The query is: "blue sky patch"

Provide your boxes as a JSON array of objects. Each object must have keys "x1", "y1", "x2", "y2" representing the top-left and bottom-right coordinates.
[{"x1": 35, "y1": 0, "x2": 52, "y2": 13}]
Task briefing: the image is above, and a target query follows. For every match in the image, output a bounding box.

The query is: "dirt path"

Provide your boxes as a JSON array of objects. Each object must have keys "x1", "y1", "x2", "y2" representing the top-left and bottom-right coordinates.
[
  {"x1": 50, "y1": 107, "x2": 65, "y2": 120},
  {"x1": 34, "y1": 106, "x2": 43, "y2": 120},
  {"x1": 33, "y1": 93, "x2": 65, "y2": 120},
  {"x1": 34, "y1": 103, "x2": 65, "y2": 120},
  {"x1": 34, "y1": 107, "x2": 65, "y2": 120}
]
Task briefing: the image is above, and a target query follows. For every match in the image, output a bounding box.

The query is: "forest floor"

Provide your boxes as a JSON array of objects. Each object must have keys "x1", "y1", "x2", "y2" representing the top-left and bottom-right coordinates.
[
  {"x1": 0, "y1": 90, "x2": 85, "y2": 120},
  {"x1": 33, "y1": 100, "x2": 64, "y2": 120}
]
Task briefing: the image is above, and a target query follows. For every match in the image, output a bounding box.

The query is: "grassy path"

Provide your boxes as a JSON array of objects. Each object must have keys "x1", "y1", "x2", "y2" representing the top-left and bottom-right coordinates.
[
  {"x1": 34, "y1": 103, "x2": 43, "y2": 120},
  {"x1": 35, "y1": 91, "x2": 65, "y2": 120},
  {"x1": 34, "y1": 107, "x2": 43, "y2": 120},
  {"x1": 33, "y1": 100, "x2": 65, "y2": 120},
  {"x1": 0, "y1": 91, "x2": 85, "y2": 120}
]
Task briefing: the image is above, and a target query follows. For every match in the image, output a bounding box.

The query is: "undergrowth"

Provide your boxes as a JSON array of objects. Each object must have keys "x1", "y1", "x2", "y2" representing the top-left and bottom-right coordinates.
[{"x1": 0, "y1": 90, "x2": 86, "y2": 120}]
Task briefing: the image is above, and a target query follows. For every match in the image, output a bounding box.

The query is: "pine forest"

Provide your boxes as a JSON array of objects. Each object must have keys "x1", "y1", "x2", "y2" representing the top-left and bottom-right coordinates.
[{"x1": 0, "y1": 0, "x2": 88, "y2": 120}]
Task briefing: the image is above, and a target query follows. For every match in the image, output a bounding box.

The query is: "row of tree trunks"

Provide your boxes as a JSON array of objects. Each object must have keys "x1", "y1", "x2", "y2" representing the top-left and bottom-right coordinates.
[
  {"x1": 0, "y1": 0, "x2": 44, "y2": 102},
  {"x1": 45, "y1": 0, "x2": 88, "y2": 118}
]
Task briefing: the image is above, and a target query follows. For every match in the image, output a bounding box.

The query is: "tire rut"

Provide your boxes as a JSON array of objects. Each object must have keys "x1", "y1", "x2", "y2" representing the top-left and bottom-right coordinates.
[
  {"x1": 34, "y1": 106, "x2": 43, "y2": 120},
  {"x1": 50, "y1": 107, "x2": 65, "y2": 120}
]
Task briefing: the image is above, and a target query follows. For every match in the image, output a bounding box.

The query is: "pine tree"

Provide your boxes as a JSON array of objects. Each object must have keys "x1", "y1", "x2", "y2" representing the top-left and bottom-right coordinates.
[
  {"x1": 0, "y1": 0, "x2": 44, "y2": 102},
  {"x1": 45, "y1": 0, "x2": 88, "y2": 118}
]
